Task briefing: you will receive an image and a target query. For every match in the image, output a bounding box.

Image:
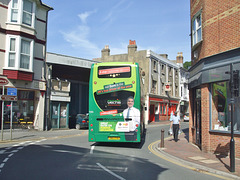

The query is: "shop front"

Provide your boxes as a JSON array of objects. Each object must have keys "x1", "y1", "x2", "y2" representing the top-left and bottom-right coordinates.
[
  {"x1": 1, "y1": 90, "x2": 35, "y2": 129},
  {"x1": 189, "y1": 48, "x2": 240, "y2": 157},
  {"x1": 149, "y1": 96, "x2": 180, "y2": 122}
]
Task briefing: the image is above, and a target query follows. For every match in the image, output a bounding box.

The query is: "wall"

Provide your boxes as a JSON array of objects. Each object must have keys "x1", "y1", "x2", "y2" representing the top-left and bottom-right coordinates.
[{"x1": 191, "y1": 0, "x2": 240, "y2": 64}]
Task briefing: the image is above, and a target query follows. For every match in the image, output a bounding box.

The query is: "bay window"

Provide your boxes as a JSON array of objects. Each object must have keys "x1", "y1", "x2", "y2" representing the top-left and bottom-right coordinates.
[
  {"x1": 6, "y1": 35, "x2": 33, "y2": 72},
  {"x1": 9, "y1": 0, "x2": 35, "y2": 27}
]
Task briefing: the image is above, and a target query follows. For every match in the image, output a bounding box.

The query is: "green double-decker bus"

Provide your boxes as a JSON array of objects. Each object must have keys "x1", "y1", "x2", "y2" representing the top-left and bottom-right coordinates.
[{"x1": 88, "y1": 62, "x2": 144, "y2": 143}]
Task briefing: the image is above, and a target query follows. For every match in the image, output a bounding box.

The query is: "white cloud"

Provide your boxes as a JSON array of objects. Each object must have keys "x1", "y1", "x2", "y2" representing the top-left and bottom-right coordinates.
[
  {"x1": 60, "y1": 10, "x2": 100, "y2": 58},
  {"x1": 78, "y1": 10, "x2": 97, "y2": 24},
  {"x1": 102, "y1": 0, "x2": 133, "y2": 23}
]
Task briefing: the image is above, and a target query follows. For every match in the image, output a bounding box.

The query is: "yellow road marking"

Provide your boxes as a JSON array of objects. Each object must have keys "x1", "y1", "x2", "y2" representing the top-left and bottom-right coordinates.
[{"x1": 148, "y1": 140, "x2": 233, "y2": 180}]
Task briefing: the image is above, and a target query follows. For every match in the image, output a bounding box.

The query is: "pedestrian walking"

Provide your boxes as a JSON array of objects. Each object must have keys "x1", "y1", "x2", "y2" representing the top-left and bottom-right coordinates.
[{"x1": 170, "y1": 111, "x2": 181, "y2": 142}]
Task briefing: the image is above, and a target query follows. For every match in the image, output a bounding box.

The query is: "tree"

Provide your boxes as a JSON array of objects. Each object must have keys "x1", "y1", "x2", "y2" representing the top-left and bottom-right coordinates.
[{"x1": 183, "y1": 61, "x2": 191, "y2": 70}]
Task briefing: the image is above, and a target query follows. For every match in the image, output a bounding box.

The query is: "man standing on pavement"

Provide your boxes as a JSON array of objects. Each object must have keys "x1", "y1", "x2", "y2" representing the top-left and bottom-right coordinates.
[{"x1": 170, "y1": 111, "x2": 181, "y2": 142}]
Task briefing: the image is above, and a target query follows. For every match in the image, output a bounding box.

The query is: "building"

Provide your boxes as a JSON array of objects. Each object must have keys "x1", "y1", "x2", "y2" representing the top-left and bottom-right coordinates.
[
  {"x1": 0, "y1": 0, "x2": 52, "y2": 130},
  {"x1": 179, "y1": 66, "x2": 189, "y2": 118},
  {"x1": 94, "y1": 40, "x2": 184, "y2": 125},
  {"x1": 46, "y1": 52, "x2": 97, "y2": 129},
  {"x1": 189, "y1": 0, "x2": 240, "y2": 157}
]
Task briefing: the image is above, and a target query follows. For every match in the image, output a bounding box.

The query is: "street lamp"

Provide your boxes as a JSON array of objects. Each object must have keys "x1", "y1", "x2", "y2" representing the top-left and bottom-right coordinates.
[{"x1": 225, "y1": 63, "x2": 239, "y2": 172}]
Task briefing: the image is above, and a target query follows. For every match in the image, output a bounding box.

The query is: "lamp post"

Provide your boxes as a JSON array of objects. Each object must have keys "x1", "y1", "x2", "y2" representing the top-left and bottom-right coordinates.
[{"x1": 226, "y1": 63, "x2": 237, "y2": 172}]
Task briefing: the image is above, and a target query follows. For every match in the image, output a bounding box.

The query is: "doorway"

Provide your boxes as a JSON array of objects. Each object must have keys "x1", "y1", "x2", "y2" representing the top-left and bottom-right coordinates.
[{"x1": 195, "y1": 98, "x2": 202, "y2": 149}]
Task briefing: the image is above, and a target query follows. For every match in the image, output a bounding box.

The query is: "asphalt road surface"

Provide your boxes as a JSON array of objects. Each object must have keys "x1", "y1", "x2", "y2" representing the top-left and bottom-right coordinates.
[{"x1": 0, "y1": 122, "x2": 223, "y2": 180}]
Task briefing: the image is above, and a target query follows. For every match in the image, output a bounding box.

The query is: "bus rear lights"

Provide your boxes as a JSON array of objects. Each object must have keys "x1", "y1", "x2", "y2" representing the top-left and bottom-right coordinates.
[
  {"x1": 132, "y1": 81, "x2": 135, "y2": 84},
  {"x1": 135, "y1": 124, "x2": 139, "y2": 127},
  {"x1": 90, "y1": 124, "x2": 93, "y2": 127},
  {"x1": 94, "y1": 81, "x2": 97, "y2": 84},
  {"x1": 91, "y1": 129, "x2": 93, "y2": 132},
  {"x1": 135, "y1": 129, "x2": 138, "y2": 132}
]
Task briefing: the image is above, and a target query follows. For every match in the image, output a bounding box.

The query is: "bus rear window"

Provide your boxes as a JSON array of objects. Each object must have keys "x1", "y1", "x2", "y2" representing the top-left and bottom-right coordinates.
[
  {"x1": 98, "y1": 66, "x2": 131, "y2": 78},
  {"x1": 94, "y1": 90, "x2": 134, "y2": 113}
]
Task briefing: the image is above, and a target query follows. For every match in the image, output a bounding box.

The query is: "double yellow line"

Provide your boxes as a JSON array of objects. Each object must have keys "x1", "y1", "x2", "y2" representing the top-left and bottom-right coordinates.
[{"x1": 148, "y1": 140, "x2": 232, "y2": 180}]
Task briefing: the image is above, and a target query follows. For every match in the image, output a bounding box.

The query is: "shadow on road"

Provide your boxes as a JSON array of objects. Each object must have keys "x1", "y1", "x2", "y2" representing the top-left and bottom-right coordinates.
[{"x1": 0, "y1": 141, "x2": 167, "y2": 180}]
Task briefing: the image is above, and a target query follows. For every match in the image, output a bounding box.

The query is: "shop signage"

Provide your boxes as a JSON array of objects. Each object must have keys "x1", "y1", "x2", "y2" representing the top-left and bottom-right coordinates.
[
  {"x1": 7, "y1": 88, "x2": 17, "y2": 96},
  {"x1": 0, "y1": 78, "x2": 9, "y2": 86},
  {"x1": 0, "y1": 95, "x2": 18, "y2": 101},
  {"x1": 165, "y1": 83, "x2": 171, "y2": 91}
]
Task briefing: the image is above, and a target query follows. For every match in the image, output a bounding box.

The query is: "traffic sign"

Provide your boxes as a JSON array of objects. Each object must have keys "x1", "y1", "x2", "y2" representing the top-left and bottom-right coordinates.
[
  {"x1": 7, "y1": 88, "x2": 17, "y2": 96},
  {"x1": 0, "y1": 95, "x2": 18, "y2": 101},
  {"x1": 0, "y1": 78, "x2": 9, "y2": 86}
]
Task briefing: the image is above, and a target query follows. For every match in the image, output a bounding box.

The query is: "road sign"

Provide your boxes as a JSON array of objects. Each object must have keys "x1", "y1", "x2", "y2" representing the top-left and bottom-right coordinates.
[
  {"x1": 7, "y1": 88, "x2": 17, "y2": 96},
  {"x1": 0, "y1": 95, "x2": 18, "y2": 101},
  {"x1": 0, "y1": 78, "x2": 9, "y2": 86}
]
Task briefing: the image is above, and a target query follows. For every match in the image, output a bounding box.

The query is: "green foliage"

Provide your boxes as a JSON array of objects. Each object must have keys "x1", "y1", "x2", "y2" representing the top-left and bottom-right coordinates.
[{"x1": 183, "y1": 61, "x2": 191, "y2": 70}]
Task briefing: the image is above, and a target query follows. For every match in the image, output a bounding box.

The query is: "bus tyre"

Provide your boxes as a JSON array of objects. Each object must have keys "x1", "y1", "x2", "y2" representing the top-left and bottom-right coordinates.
[{"x1": 76, "y1": 124, "x2": 81, "y2": 130}]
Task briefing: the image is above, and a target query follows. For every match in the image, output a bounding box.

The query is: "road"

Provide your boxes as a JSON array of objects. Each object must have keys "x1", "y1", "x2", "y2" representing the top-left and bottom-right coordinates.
[{"x1": 0, "y1": 122, "x2": 223, "y2": 180}]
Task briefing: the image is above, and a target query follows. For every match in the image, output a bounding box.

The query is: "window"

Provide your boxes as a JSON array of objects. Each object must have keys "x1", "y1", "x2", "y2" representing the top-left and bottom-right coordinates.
[
  {"x1": 11, "y1": 0, "x2": 19, "y2": 22},
  {"x1": 152, "y1": 80, "x2": 157, "y2": 94},
  {"x1": 22, "y1": 0, "x2": 33, "y2": 26},
  {"x1": 20, "y1": 39, "x2": 30, "y2": 69},
  {"x1": 8, "y1": 38, "x2": 16, "y2": 67},
  {"x1": 211, "y1": 81, "x2": 240, "y2": 133},
  {"x1": 5, "y1": 35, "x2": 33, "y2": 71},
  {"x1": 192, "y1": 12, "x2": 202, "y2": 46},
  {"x1": 153, "y1": 60, "x2": 157, "y2": 72},
  {"x1": 9, "y1": 0, "x2": 35, "y2": 27}
]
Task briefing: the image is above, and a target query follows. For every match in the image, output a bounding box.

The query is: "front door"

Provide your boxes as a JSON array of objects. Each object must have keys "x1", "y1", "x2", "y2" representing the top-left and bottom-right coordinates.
[{"x1": 149, "y1": 105, "x2": 155, "y2": 122}]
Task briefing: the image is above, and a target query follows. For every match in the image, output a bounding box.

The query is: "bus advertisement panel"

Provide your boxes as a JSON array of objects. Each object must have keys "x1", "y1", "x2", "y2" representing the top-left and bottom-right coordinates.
[{"x1": 88, "y1": 62, "x2": 142, "y2": 143}]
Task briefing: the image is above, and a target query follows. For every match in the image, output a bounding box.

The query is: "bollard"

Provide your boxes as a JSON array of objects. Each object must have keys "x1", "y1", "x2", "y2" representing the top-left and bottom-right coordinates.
[{"x1": 160, "y1": 129, "x2": 165, "y2": 148}]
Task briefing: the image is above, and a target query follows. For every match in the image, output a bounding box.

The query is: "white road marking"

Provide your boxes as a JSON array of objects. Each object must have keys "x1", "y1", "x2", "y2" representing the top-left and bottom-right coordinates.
[
  {"x1": 96, "y1": 163, "x2": 126, "y2": 180},
  {"x1": 0, "y1": 163, "x2": 5, "y2": 168},
  {"x1": 0, "y1": 150, "x2": 6, "y2": 154},
  {"x1": 8, "y1": 153, "x2": 14, "y2": 158},
  {"x1": 3, "y1": 158, "x2": 8, "y2": 163},
  {"x1": 90, "y1": 146, "x2": 95, "y2": 154},
  {"x1": 0, "y1": 139, "x2": 48, "y2": 174}
]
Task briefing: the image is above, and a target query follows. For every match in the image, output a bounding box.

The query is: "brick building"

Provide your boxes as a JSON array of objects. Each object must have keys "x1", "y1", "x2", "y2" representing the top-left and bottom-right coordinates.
[
  {"x1": 189, "y1": 0, "x2": 240, "y2": 157},
  {"x1": 95, "y1": 40, "x2": 183, "y2": 125}
]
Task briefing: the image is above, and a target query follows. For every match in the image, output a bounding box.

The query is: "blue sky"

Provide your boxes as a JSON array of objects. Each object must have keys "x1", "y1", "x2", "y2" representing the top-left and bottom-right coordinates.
[{"x1": 43, "y1": 0, "x2": 191, "y2": 62}]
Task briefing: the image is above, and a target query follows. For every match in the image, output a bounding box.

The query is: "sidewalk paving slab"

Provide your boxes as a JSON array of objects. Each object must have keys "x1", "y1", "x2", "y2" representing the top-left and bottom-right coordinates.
[{"x1": 155, "y1": 131, "x2": 240, "y2": 179}]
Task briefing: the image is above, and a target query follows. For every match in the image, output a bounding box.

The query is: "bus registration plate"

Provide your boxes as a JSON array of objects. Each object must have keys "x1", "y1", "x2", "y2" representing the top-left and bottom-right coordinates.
[{"x1": 108, "y1": 137, "x2": 120, "y2": 140}]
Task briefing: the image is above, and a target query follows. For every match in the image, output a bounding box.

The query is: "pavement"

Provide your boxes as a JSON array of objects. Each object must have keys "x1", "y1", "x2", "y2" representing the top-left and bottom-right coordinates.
[
  {"x1": 0, "y1": 123, "x2": 240, "y2": 179},
  {"x1": 148, "y1": 121, "x2": 240, "y2": 180}
]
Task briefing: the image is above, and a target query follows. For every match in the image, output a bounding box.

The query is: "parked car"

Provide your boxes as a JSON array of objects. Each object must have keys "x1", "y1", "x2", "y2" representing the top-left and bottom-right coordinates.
[
  {"x1": 75, "y1": 114, "x2": 89, "y2": 129},
  {"x1": 183, "y1": 113, "x2": 189, "y2": 122}
]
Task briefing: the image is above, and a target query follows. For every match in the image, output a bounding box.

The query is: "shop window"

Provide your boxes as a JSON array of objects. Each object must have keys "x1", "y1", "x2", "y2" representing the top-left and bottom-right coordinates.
[
  {"x1": 163, "y1": 104, "x2": 166, "y2": 115},
  {"x1": 211, "y1": 81, "x2": 240, "y2": 133},
  {"x1": 160, "y1": 104, "x2": 162, "y2": 114},
  {"x1": 4, "y1": 90, "x2": 34, "y2": 125}
]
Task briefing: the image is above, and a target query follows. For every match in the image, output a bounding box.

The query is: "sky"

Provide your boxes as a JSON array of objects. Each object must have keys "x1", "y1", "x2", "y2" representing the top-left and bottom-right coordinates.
[{"x1": 43, "y1": 0, "x2": 191, "y2": 62}]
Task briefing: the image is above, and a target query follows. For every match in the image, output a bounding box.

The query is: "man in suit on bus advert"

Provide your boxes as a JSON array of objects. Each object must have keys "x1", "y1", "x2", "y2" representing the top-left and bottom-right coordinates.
[{"x1": 123, "y1": 96, "x2": 140, "y2": 141}]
